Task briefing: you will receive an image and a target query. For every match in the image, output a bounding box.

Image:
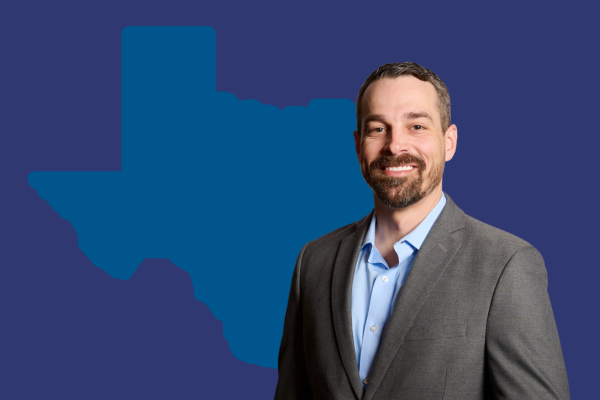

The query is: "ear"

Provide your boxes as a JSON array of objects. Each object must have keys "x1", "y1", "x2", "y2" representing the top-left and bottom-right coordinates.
[
  {"x1": 353, "y1": 130, "x2": 361, "y2": 163},
  {"x1": 444, "y1": 124, "x2": 457, "y2": 162}
]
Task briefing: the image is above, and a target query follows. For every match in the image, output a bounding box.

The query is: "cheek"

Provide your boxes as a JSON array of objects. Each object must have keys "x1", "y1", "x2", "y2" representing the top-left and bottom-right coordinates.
[
  {"x1": 424, "y1": 140, "x2": 445, "y2": 159},
  {"x1": 419, "y1": 147, "x2": 445, "y2": 170},
  {"x1": 360, "y1": 143, "x2": 379, "y2": 161}
]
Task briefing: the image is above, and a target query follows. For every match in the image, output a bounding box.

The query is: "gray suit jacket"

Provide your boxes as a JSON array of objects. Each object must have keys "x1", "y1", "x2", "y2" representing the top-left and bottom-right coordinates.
[{"x1": 275, "y1": 194, "x2": 569, "y2": 400}]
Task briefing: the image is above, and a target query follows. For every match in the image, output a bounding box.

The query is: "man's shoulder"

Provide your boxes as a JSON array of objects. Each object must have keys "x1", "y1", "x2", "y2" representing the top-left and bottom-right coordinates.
[
  {"x1": 302, "y1": 212, "x2": 371, "y2": 255},
  {"x1": 461, "y1": 211, "x2": 537, "y2": 258}
]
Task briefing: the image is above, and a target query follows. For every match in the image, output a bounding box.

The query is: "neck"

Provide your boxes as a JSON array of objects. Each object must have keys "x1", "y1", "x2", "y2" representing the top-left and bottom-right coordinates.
[{"x1": 373, "y1": 185, "x2": 443, "y2": 244}]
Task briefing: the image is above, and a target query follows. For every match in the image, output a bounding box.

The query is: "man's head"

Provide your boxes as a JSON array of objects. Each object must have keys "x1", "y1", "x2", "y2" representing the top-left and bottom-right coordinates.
[{"x1": 353, "y1": 62, "x2": 457, "y2": 209}]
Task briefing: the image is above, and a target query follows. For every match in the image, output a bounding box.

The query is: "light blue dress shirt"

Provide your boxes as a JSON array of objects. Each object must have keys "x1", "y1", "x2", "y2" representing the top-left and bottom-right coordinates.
[{"x1": 351, "y1": 194, "x2": 447, "y2": 385}]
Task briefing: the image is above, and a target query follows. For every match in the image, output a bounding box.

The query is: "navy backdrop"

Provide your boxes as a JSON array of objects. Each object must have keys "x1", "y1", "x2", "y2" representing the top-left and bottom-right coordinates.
[{"x1": 1, "y1": 0, "x2": 598, "y2": 398}]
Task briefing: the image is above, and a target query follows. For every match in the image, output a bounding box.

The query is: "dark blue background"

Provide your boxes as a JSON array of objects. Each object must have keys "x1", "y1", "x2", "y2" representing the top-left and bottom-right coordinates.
[{"x1": 1, "y1": 0, "x2": 598, "y2": 398}]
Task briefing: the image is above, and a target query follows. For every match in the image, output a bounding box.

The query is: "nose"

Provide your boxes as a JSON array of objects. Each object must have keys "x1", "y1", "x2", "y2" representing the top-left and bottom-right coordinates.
[{"x1": 384, "y1": 129, "x2": 409, "y2": 155}]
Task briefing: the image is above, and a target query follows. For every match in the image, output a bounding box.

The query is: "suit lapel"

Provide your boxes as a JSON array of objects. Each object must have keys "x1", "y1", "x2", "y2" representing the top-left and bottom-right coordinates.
[
  {"x1": 363, "y1": 194, "x2": 466, "y2": 400},
  {"x1": 331, "y1": 210, "x2": 373, "y2": 400}
]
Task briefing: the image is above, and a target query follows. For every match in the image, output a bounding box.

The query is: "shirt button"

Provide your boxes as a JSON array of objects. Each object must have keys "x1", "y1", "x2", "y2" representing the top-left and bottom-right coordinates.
[
  {"x1": 370, "y1": 325, "x2": 377, "y2": 332},
  {"x1": 363, "y1": 377, "x2": 370, "y2": 384},
  {"x1": 382, "y1": 275, "x2": 389, "y2": 282}
]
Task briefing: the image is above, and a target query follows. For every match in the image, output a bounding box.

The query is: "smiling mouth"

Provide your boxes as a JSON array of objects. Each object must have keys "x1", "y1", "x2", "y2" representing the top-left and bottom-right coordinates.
[{"x1": 382, "y1": 165, "x2": 415, "y2": 171}]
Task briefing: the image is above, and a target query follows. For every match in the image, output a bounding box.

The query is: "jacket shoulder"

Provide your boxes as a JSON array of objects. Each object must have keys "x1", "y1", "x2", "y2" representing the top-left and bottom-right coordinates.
[
  {"x1": 301, "y1": 211, "x2": 371, "y2": 257},
  {"x1": 305, "y1": 220, "x2": 358, "y2": 252},
  {"x1": 462, "y1": 213, "x2": 537, "y2": 258}
]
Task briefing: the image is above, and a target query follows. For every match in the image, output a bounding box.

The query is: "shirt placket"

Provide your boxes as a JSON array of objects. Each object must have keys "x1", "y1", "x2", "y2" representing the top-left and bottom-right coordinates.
[
  {"x1": 358, "y1": 266, "x2": 398, "y2": 383},
  {"x1": 358, "y1": 242, "x2": 416, "y2": 384}
]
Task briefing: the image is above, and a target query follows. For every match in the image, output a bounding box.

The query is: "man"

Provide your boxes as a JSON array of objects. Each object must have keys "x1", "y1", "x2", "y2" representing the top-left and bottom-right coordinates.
[{"x1": 275, "y1": 62, "x2": 569, "y2": 400}]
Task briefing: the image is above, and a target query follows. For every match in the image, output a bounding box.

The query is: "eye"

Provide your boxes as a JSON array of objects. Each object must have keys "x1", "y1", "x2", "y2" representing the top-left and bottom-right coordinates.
[
  {"x1": 371, "y1": 127, "x2": 385, "y2": 133},
  {"x1": 412, "y1": 125, "x2": 423, "y2": 130}
]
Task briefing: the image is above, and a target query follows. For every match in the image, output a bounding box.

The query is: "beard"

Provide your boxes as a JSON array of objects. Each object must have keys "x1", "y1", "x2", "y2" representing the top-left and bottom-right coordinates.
[{"x1": 361, "y1": 153, "x2": 444, "y2": 209}]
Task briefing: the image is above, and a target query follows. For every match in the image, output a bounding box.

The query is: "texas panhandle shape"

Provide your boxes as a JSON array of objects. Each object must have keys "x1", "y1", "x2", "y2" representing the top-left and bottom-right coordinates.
[{"x1": 28, "y1": 26, "x2": 367, "y2": 368}]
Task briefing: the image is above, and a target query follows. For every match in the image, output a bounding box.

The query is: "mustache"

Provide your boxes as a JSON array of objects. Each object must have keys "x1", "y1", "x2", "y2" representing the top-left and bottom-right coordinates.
[{"x1": 369, "y1": 154, "x2": 425, "y2": 172}]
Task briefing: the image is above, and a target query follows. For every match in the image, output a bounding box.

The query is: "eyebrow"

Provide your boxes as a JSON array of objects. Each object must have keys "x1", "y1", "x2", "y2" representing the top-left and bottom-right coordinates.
[
  {"x1": 363, "y1": 111, "x2": 434, "y2": 127},
  {"x1": 404, "y1": 111, "x2": 434, "y2": 122},
  {"x1": 363, "y1": 114, "x2": 387, "y2": 125}
]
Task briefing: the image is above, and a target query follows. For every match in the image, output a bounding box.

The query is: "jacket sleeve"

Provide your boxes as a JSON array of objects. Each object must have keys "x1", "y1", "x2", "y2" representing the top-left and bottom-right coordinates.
[
  {"x1": 274, "y1": 243, "x2": 313, "y2": 399},
  {"x1": 485, "y1": 245, "x2": 570, "y2": 399}
]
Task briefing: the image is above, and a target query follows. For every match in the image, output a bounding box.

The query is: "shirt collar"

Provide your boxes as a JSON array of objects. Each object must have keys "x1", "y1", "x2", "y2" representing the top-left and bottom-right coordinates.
[{"x1": 361, "y1": 193, "x2": 447, "y2": 252}]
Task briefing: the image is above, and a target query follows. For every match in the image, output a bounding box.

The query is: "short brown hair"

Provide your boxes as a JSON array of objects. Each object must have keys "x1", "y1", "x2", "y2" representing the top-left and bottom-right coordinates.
[{"x1": 356, "y1": 62, "x2": 451, "y2": 134}]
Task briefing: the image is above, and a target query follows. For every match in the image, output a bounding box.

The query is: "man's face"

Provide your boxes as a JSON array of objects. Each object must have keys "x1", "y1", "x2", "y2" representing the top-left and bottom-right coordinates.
[{"x1": 354, "y1": 76, "x2": 457, "y2": 209}]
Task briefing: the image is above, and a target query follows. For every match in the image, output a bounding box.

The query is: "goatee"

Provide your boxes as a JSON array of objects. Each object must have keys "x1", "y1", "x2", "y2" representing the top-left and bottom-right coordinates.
[{"x1": 361, "y1": 153, "x2": 443, "y2": 208}]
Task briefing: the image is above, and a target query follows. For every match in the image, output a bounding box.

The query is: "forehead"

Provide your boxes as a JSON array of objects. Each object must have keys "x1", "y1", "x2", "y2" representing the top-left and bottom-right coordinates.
[{"x1": 362, "y1": 76, "x2": 440, "y2": 125}]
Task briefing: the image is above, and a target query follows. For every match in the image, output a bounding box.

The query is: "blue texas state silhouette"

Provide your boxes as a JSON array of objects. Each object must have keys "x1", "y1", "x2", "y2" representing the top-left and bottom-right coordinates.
[{"x1": 28, "y1": 26, "x2": 373, "y2": 368}]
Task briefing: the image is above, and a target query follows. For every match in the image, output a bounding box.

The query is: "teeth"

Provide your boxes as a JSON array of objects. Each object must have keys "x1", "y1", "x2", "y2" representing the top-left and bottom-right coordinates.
[{"x1": 385, "y1": 166, "x2": 414, "y2": 171}]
